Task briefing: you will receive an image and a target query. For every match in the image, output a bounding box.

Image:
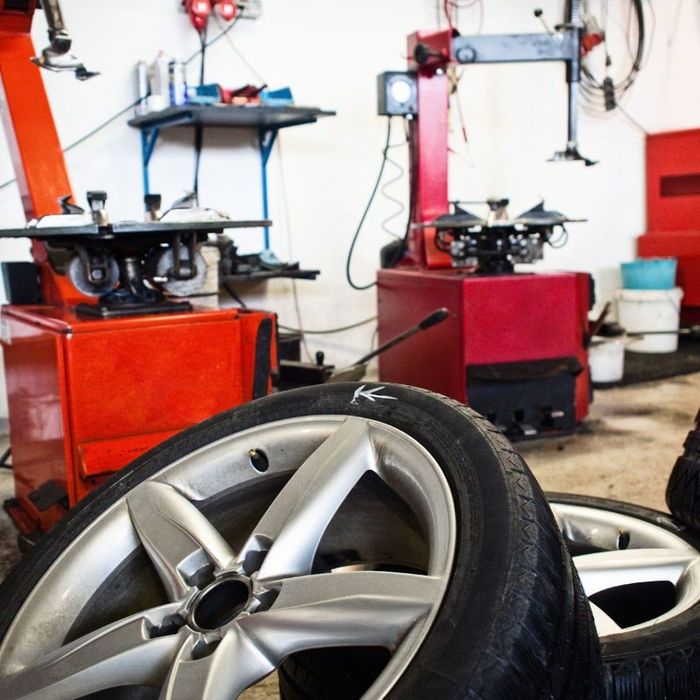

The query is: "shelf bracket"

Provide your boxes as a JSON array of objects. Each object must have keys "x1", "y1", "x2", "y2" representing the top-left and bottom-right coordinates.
[
  {"x1": 258, "y1": 127, "x2": 278, "y2": 251},
  {"x1": 140, "y1": 128, "x2": 160, "y2": 196}
]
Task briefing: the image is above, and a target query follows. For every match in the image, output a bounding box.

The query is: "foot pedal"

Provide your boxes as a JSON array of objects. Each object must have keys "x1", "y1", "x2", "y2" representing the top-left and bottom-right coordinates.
[
  {"x1": 543, "y1": 408, "x2": 566, "y2": 429},
  {"x1": 28, "y1": 480, "x2": 69, "y2": 512},
  {"x1": 515, "y1": 423, "x2": 538, "y2": 438}
]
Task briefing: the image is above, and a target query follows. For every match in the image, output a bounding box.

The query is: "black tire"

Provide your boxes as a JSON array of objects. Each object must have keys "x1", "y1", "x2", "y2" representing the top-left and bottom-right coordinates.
[
  {"x1": 666, "y1": 409, "x2": 700, "y2": 531},
  {"x1": 0, "y1": 384, "x2": 601, "y2": 699},
  {"x1": 549, "y1": 493, "x2": 700, "y2": 700}
]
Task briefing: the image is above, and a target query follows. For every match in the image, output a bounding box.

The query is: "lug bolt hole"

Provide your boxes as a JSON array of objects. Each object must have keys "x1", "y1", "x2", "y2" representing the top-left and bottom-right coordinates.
[
  {"x1": 248, "y1": 448, "x2": 269, "y2": 473},
  {"x1": 617, "y1": 529, "x2": 631, "y2": 550}
]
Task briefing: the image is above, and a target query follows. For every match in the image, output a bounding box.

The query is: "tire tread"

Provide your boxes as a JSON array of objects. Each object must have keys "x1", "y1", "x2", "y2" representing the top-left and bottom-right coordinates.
[{"x1": 666, "y1": 410, "x2": 700, "y2": 531}]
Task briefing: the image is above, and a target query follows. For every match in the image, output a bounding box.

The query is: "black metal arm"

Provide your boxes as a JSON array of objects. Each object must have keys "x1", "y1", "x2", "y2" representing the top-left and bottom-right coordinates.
[{"x1": 447, "y1": 27, "x2": 595, "y2": 166}]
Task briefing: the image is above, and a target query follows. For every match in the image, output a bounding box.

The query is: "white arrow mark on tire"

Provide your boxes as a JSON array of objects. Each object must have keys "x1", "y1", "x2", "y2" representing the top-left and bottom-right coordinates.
[{"x1": 351, "y1": 385, "x2": 398, "y2": 405}]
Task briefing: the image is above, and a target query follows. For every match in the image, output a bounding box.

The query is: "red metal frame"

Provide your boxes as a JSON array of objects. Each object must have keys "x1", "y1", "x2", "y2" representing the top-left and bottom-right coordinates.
[
  {"x1": 405, "y1": 30, "x2": 453, "y2": 268},
  {"x1": 638, "y1": 128, "x2": 700, "y2": 320}
]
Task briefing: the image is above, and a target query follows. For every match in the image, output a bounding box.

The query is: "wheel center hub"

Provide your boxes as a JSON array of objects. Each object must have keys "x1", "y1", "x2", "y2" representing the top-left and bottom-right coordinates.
[{"x1": 190, "y1": 575, "x2": 251, "y2": 631}]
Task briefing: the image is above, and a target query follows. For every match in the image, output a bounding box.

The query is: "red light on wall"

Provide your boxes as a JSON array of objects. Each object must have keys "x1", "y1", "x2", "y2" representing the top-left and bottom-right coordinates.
[{"x1": 216, "y1": 0, "x2": 237, "y2": 22}]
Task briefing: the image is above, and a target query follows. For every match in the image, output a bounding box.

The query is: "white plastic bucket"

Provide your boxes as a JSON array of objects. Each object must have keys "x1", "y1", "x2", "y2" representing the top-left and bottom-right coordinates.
[
  {"x1": 615, "y1": 287, "x2": 684, "y2": 354},
  {"x1": 589, "y1": 338, "x2": 625, "y2": 383}
]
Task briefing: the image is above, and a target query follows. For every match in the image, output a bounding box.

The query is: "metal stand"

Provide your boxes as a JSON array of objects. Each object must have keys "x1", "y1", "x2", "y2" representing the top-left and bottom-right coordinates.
[{"x1": 130, "y1": 104, "x2": 335, "y2": 252}]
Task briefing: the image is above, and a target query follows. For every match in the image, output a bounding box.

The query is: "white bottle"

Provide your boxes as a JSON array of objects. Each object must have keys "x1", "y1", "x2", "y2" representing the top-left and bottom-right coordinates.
[{"x1": 147, "y1": 51, "x2": 170, "y2": 112}]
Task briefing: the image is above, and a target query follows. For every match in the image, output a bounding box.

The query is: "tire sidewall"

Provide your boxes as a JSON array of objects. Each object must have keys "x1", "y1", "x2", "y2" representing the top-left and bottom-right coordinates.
[{"x1": 548, "y1": 492, "x2": 700, "y2": 661}]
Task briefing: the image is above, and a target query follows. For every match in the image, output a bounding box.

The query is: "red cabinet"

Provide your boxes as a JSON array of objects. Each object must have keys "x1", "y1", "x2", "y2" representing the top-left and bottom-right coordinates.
[{"x1": 1, "y1": 305, "x2": 274, "y2": 533}]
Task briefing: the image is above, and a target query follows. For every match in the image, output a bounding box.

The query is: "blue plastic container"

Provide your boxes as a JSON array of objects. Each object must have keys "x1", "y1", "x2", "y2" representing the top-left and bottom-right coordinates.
[{"x1": 620, "y1": 258, "x2": 677, "y2": 290}]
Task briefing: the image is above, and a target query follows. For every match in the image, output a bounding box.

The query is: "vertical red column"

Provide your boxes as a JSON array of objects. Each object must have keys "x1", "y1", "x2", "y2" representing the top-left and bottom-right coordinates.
[
  {"x1": 0, "y1": 23, "x2": 81, "y2": 303},
  {"x1": 0, "y1": 33, "x2": 73, "y2": 218},
  {"x1": 406, "y1": 30, "x2": 453, "y2": 269}
]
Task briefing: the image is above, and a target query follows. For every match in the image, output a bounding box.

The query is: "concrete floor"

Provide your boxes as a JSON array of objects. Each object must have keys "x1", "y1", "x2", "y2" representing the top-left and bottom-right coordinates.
[
  {"x1": 521, "y1": 371, "x2": 699, "y2": 511},
  {"x1": 0, "y1": 373, "x2": 697, "y2": 698}
]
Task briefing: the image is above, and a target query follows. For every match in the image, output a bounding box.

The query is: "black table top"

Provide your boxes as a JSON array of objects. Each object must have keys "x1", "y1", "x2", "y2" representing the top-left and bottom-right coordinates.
[
  {"x1": 0, "y1": 218, "x2": 271, "y2": 239},
  {"x1": 128, "y1": 104, "x2": 335, "y2": 131}
]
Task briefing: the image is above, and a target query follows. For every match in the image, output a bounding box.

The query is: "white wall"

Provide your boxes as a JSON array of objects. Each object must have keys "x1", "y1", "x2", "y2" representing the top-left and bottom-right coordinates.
[{"x1": 0, "y1": 0, "x2": 698, "y2": 416}]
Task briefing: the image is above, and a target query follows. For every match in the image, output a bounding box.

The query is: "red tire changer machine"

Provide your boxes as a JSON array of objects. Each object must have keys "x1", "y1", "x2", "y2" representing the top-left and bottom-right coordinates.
[
  {"x1": 377, "y1": 25, "x2": 596, "y2": 439},
  {"x1": 0, "y1": 0, "x2": 276, "y2": 539}
]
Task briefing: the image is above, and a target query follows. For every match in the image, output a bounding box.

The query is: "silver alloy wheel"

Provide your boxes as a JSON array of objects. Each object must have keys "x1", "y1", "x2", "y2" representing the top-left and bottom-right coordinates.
[
  {"x1": 0, "y1": 416, "x2": 456, "y2": 699},
  {"x1": 551, "y1": 502, "x2": 700, "y2": 639}
]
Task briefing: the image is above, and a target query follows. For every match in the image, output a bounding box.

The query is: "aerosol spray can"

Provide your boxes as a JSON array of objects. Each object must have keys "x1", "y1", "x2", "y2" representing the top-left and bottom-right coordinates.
[
  {"x1": 169, "y1": 57, "x2": 188, "y2": 107},
  {"x1": 135, "y1": 60, "x2": 149, "y2": 116},
  {"x1": 147, "y1": 51, "x2": 170, "y2": 112}
]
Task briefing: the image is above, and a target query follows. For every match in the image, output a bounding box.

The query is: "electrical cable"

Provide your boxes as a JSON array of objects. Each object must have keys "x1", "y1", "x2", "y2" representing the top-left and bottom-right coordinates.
[
  {"x1": 380, "y1": 137, "x2": 408, "y2": 240},
  {"x1": 0, "y1": 447, "x2": 11, "y2": 470},
  {"x1": 443, "y1": 0, "x2": 455, "y2": 31},
  {"x1": 276, "y1": 135, "x2": 313, "y2": 361},
  {"x1": 438, "y1": 0, "x2": 483, "y2": 33},
  {"x1": 579, "y1": 0, "x2": 646, "y2": 114},
  {"x1": 278, "y1": 316, "x2": 377, "y2": 335},
  {"x1": 192, "y1": 25, "x2": 208, "y2": 204},
  {"x1": 213, "y1": 15, "x2": 267, "y2": 84},
  {"x1": 0, "y1": 98, "x2": 140, "y2": 194},
  {"x1": 222, "y1": 282, "x2": 247, "y2": 307},
  {"x1": 548, "y1": 227, "x2": 569, "y2": 248},
  {"x1": 616, "y1": 102, "x2": 649, "y2": 134},
  {"x1": 184, "y1": 11, "x2": 243, "y2": 65},
  {"x1": 0, "y1": 14, "x2": 246, "y2": 198},
  {"x1": 345, "y1": 118, "x2": 394, "y2": 291}
]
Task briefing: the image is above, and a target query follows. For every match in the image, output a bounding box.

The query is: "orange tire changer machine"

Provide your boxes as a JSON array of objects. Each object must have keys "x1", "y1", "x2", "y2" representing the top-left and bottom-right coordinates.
[{"x1": 0, "y1": 1, "x2": 276, "y2": 539}]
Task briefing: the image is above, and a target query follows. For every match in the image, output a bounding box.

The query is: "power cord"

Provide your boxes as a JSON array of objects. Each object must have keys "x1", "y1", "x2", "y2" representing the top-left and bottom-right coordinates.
[
  {"x1": 0, "y1": 14, "x2": 246, "y2": 196},
  {"x1": 213, "y1": 15, "x2": 267, "y2": 84},
  {"x1": 192, "y1": 24, "x2": 209, "y2": 205},
  {"x1": 380, "y1": 129, "x2": 408, "y2": 239},
  {"x1": 278, "y1": 316, "x2": 377, "y2": 335},
  {"x1": 345, "y1": 118, "x2": 394, "y2": 291},
  {"x1": 579, "y1": 0, "x2": 647, "y2": 115}
]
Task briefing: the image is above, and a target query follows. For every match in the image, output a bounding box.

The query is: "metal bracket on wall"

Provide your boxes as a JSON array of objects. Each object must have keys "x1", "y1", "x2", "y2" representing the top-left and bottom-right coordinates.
[
  {"x1": 140, "y1": 128, "x2": 160, "y2": 195},
  {"x1": 258, "y1": 128, "x2": 278, "y2": 251}
]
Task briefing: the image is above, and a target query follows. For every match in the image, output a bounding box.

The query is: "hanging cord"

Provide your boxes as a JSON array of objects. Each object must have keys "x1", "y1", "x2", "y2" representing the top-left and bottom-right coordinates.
[
  {"x1": 213, "y1": 15, "x2": 267, "y2": 84},
  {"x1": 443, "y1": 0, "x2": 455, "y2": 31},
  {"x1": 0, "y1": 447, "x2": 11, "y2": 470},
  {"x1": 439, "y1": 0, "x2": 483, "y2": 33},
  {"x1": 192, "y1": 25, "x2": 209, "y2": 205},
  {"x1": 345, "y1": 119, "x2": 394, "y2": 291},
  {"x1": 380, "y1": 133, "x2": 408, "y2": 240},
  {"x1": 278, "y1": 316, "x2": 377, "y2": 335},
  {"x1": 276, "y1": 135, "x2": 313, "y2": 361},
  {"x1": 579, "y1": 0, "x2": 646, "y2": 115},
  {"x1": 222, "y1": 282, "x2": 247, "y2": 307},
  {"x1": 0, "y1": 14, "x2": 246, "y2": 195}
]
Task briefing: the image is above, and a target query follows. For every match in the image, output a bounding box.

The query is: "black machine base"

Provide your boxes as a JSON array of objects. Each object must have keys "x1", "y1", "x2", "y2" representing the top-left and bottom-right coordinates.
[
  {"x1": 75, "y1": 300, "x2": 193, "y2": 319},
  {"x1": 467, "y1": 357, "x2": 582, "y2": 440}
]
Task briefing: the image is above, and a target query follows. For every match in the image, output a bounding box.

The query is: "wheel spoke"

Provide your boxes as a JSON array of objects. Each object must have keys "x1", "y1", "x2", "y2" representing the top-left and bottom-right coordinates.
[
  {"x1": 252, "y1": 570, "x2": 442, "y2": 653},
  {"x1": 239, "y1": 417, "x2": 378, "y2": 581},
  {"x1": 575, "y1": 548, "x2": 699, "y2": 596},
  {"x1": 161, "y1": 571, "x2": 441, "y2": 699},
  {"x1": 0, "y1": 604, "x2": 185, "y2": 700},
  {"x1": 588, "y1": 602, "x2": 622, "y2": 637},
  {"x1": 127, "y1": 481, "x2": 236, "y2": 600},
  {"x1": 160, "y1": 627, "x2": 274, "y2": 700}
]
